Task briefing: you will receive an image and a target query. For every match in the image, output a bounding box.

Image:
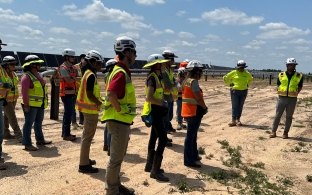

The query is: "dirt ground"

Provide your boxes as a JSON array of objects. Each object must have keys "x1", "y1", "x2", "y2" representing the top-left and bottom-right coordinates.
[{"x1": 1, "y1": 76, "x2": 312, "y2": 195}]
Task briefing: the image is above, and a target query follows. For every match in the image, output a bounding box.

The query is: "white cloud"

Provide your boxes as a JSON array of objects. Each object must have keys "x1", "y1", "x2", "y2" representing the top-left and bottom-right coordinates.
[
  {"x1": 226, "y1": 51, "x2": 239, "y2": 56},
  {"x1": 135, "y1": 0, "x2": 165, "y2": 6},
  {"x1": 0, "y1": 8, "x2": 40, "y2": 23},
  {"x1": 176, "y1": 10, "x2": 186, "y2": 17},
  {"x1": 0, "y1": 0, "x2": 14, "y2": 3},
  {"x1": 295, "y1": 46, "x2": 310, "y2": 52},
  {"x1": 50, "y1": 27, "x2": 73, "y2": 34},
  {"x1": 188, "y1": 18, "x2": 201, "y2": 23},
  {"x1": 286, "y1": 38, "x2": 312, "y2": 45},
  {"x1": 204, "y1": 48, "x2": 219, "y2": 52},
  {"x1": 98, "y1": 31, "x2": 115, "y2": 39},
  {"x1": 16, "y1": 25, "x2": 43, "y2": 37},
  {"x1": 152, "y1": 28, "x2": 175, "y2": 36},
  {"x1": 178, "y1": 31, "x2": 195, "y2": 39},
  {"x1": 201, "y1": 8, "x2": 264, "y2": 25},
  {"x1": 275, "y1": 46, "x2": 288, "y2": 50},
  {"x1": 63, "y1": 0, "x2": 150, "y2": 30},
  {"x1": 181, "y1": 41, "x2": 196, "y2": 47},
  {"x1": 243, "y1": 40, "x2": 266, "y2": 50},
  {"x1": 40, "y1": 37, "x2": 69, "y2": 45},
  {"x1": 240, "y1": 31, "x2": 250, "y2": 35},
  {"x1": 198, "y1": 34, "x2": 222, "y2": 45},
  {"x1": 257, "y1": 22, "x2": 310, "y2": 39},
  {"x1": 117, "y1": 32, "x2": 140, "y2": 40}
]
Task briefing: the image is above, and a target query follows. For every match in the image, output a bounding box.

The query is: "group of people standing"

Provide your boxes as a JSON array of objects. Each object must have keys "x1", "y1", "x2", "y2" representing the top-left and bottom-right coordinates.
[{"x1": 0, "y1": 36, "x2": 304, "y2": 195}]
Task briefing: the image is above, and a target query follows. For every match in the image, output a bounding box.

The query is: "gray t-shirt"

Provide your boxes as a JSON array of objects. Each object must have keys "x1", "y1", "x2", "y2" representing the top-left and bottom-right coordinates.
[{"x1": 191, "y1": 79, "x2": 200, "y2": 92}]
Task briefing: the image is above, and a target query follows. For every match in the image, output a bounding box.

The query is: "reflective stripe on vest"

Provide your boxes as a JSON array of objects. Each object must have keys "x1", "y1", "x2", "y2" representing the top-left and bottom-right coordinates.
[
  {"x1": 277, "y1": 71, "x2": 302, "y2": 97},
  {"x1": 75, "y1": 69, "x2": 101, "y2": 114},
  {"x1": 6, "y1": 72, "x2": 19, "y2": 102},
  {"x1": 182, "y1": 78, "x2": 201, "y2": 117},
  {"x1": 101, "y1": 65, "x2": 136, "y2": 124},
  {"x1": 141, "y1": 72, "x2": 163, "y2": 116},
  {"x1": 22, "y1": 72, "x2": 48, "y2": 108},
  {"x1": 59, "y1": 63, "x2": 77, "y2": 96}
]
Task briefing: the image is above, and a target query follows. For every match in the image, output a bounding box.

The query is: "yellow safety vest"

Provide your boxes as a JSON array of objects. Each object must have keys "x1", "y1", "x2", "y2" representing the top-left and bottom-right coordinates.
[
  {"x1": 141, "y1": 72, "x2": 163, "y2": 116},
  {"x1": 161, "y1": 68, "x2": 178, "y2": 99},
  {"x1": 75, "y1": 69, "x2": 101, "y2": 114},
  {"x1": 278, "y1": 71, "x2": 302, "y2": 97},
  {"x1": 223, "y1": 70, "x2": 253, "y2": 90},
  {"x1": 21, "y1": 72, "x2": 48, "y2": 108},
  {"x1": 6, "y1": 72, "x2": 19, "y2": 102},
  {"x1": 0, "y1": 67, "x2": 9, "y2": 99},
  {"x1": 101, "y1": 65, "x2": 136, "y2": 124}
]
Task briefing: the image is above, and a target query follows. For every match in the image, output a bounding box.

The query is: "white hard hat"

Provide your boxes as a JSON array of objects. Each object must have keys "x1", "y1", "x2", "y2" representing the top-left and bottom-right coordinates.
[
  {"x1": 185, "y1": 60, "x2": 204, "y2": 70},
  {"x1": 22, "y1": 55, "x2": 44, "y2": 68},
  {"x1": 105, "y1": 59, "x2": 117, "y2": 69},
  {"x1": 143, "y1": 54, "x2": 169, "y2": 69},
  {"x1": 237, "y1": 60, "x2": 247, "y2": 67},
  {"x1": 286, "y1": 58, "x2": 298, "y2": 65},
  {"x1": 1, "y1": 56, "x2": 16, "y2": 65},
  {"x1": 62, "y1": 48, "x2": 75, "y2": 57},
  {"x1": 85, "y1": 50, "x2": 104, "y2": 62},
  {"x1": 114, "y1": 36, "x2": 136, "y2": 53},
  {"x1": 162, "y1": 50, "x2": 178, "y2": 59},
  {"x1": 178, "y1": 67, "x2": 186, "y2": 74}
]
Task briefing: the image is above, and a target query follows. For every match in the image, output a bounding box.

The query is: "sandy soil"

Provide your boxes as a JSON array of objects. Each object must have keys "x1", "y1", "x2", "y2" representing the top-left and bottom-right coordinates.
[{"x1": 1, "y1": 77, "x2": 312, "y2": 195}]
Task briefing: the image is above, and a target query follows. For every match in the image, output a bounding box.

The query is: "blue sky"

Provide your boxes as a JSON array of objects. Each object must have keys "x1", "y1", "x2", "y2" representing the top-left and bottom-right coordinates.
[{"x1": 0, "y1": 0, "x2": 311, "y2": 72}]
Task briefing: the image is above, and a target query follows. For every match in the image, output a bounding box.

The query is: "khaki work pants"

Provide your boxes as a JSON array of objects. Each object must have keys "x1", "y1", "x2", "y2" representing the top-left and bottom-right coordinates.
[
  {"x1": 3, "y1": 101, "x2": 22, "y2": 137},
  {"x1": 105, "y1": 121, "x2": 130, "y2": 195},
  {"x1": 79, "y1": 113, "x2": 98, "y2": 165}
]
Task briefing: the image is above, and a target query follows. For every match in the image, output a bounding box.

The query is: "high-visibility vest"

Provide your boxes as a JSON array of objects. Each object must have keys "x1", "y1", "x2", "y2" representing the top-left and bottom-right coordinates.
[
  {"x1": 0, "y1": 67, "x2": 9, "y2": 99},
  {"x1": 223, "y1": 70, "x2": 253, "y2": 90},
  {"x1": 161, "y1": 68, "x2": 178, "y2": 99},
  {"x1": 21, "y1": 72, "x2": 48, "y2": 108},
  {"x1": 141, "y1": 72, "x2": 163, "y2": 116},
  {"x1": 59, "y1": 63, "x2": 77, "y2": 96},
  {"x1": 6, "y1": 72, "x2": 19, "y2": 102},
  {"x1": 73, "y1": 63, "x2": 82, "y2": 91},
  {"x1": 101, "y1": 65, "x2": 136, "y2": 124},
  {"x1": 181, "y1": 78, "x2": 202, "y2": 117},
  {"x1": 278, "y1": 71, "x2": 302, "y2": 97},
  {"x1": 75, "y1": 69, "x2": 101, "y2": 114}
]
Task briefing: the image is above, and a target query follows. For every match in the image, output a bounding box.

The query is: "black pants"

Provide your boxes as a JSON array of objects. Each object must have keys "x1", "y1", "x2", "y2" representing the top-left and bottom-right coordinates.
[{"x1": 148, "y1": 105, "x2": 167, "y2": 156}]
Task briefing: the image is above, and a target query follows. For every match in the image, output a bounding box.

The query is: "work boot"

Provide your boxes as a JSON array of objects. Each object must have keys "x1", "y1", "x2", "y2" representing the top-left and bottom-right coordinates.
[
  {"x1": 24, "y1": 145, "x2": 38, "y2": 151},
  {"x1": 269, "y1": 132, "x2": 276, "y2": 138},
  {"x1": 236, "y1": 121, "x2": 243, "y2": 126},
  {"x1": 228, "y1": 121, "x2": 236, "y2": 127},
  {"x1": 282, "y1": 133, "x2": 289, "y2": 139},
  {"x1": 3, "y1": 131, "x2": 15, "y2": 139},
  {"x1": 78, "y1": 165, "x2": 98, "y2": 173},
  {"x1": 103, "y1": 144, "x2": 108, "y2": 151},
  {"x1": 89, "y1": 159, "x2": 96, "y2": 166},
  {"x1": 119, "y1": 184, "x2": 135, "y2": 195},
  {"x1": 150, "y1": 155, "x2": 169, "y2": 182},
  {"x1": 36, "y1": 140, "x2": 52, "y2": 145},
  {"x1": 63, "y1": 135, "x2": 76, "y2": 141}
]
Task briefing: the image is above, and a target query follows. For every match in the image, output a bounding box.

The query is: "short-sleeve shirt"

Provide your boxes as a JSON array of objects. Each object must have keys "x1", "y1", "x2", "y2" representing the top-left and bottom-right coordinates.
[{"x1": 107, "y1": 62, "x2": 131, "y2": 99}]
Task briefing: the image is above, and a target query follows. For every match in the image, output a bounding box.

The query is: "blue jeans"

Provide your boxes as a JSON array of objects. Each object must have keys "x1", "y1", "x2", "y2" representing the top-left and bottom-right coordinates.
[
  {"x1": 184, "y1": 115, "x2": 202, "y2": 165},
  {"x1": 72, "y1": 95, "x2": 77, "y2": 124},
  {"x1": 104, "y1": 125, "x2": 111, "y2": 147},
  {"x1": 230, "y1": 89, "x2": 248, "y2": 120},
  {"x1": 176, "y1": 98, "x2": 183, "y2": 124},
  {"x1": 164, "y1": 101, "x2": 174, "y2": 131},
  {"x1": 0, "y1": 100, "x2": 4, "y2": 157},
  {"x1": 61, "y1": 95, "x2": 75, "y2": 137},
  {"x1": 22, "y1": 105, "x2": 45, "y2": 146}
]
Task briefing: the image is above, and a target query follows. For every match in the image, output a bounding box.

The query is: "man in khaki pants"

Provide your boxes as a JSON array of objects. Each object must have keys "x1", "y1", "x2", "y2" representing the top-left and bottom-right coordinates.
[
  {"x1": 102, "y1": 36, "x2": 137, "y2": 195},
  {"x1": 76, "y1": 50, "x2": 104, "y2": 173}
]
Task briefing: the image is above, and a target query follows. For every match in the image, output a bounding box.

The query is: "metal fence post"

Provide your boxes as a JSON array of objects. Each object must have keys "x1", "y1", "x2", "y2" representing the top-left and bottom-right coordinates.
[{"x1": 50, "y1": 77, "x2": 60, "y2": 120}]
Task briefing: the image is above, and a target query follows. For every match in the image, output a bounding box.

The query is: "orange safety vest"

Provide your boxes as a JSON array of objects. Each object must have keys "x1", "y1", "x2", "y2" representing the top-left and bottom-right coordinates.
[
  {"x1": 181, "y1": 78, "x2": 202, "y2": 117},
  {"x1": 59, "y1": 63, "x2": 77, "y2": 96}
]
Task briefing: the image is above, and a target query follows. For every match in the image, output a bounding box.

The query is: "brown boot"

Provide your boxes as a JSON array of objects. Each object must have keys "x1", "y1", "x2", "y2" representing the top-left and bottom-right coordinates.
[
  {"x1": 269, "y1": 132, "x2": 276, "y2": 138},
  {"x1": 228, "y1": 121, "x2": 236, "y2": 127},
  {"x1": 282, "y1": 133, "x2": 288, "y2": 139}
]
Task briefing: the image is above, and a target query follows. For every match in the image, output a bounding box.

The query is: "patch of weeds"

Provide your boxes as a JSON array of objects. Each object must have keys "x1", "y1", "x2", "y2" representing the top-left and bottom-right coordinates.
[
  {"x1": 293, "y1": 124, "x2": 305, "y2": 128},
  {"x1": 251, "y1": 162, "x2": 265, "y2": 169},
  {"x1": 177, "y1": 180, "x2": 191, "y2": 193},
  {"x1": 290, "y1": 146, "x2": 301, "y2": 152},
  {"x1": 210, "y1": 170, "x2": 240, "y2": 185},
  {"x1": 277, "y1": 176, "x2": 294, "y2": 188},
  {"x1": 206, "y1": 153, "x2": 214, "y2": 160},
  {"x1": 217, "y1": 139, "x2": 229, "y2": 149},
  {"x1": 198, "y1": 146, "x2": 206, "y2": 155},
  {"x1": 306, "y1": 175, "x2": 312, "y2": 182},
  {"x1": 290, "y1": 142, "x2": 311, "y2": 153},
  {"x1": 142, "y1": 179, "x2": 149, "y2": 187},
  {"x1": 258, "y1": 136, "x2": 266, "y2": 140},
  {"x1": 298, "y1": 142, "x2": 306, "y2": 147},
  {"x1": 196, "y1": 172, "x2": 211, "y2": 181}
]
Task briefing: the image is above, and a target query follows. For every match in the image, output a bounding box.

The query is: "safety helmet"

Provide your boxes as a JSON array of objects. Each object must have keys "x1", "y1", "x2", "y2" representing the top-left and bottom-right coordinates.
[
  {"x1": 22, "y1": 55, "x2": 44, "y2": 68},
  {"x1": 237, "y1": 60, "x2": 247, "y2": 68},
  {"x1": 179, "y1": 61, "x2": 188, "y2": 68},
  {"x1": 184, "y1": 59, "x2": 190, "y2": 63},
  {"x1": 178, "y1": 67, "x2": 186, "y2": 74},
  {"x1": 114, "y1": 36, "x2": 136, "y2": 53},
  {"x1": 143, "y1": 54, "x2": 169, "y2": 69},
  {"x1": 185, "y1": 60, "x2": 204, "y2": 70},
  {"x1": 62, "y1": 48, "x2": 75, "y2": 57},
  {"x1": 85, "y1": 50, "x2": 104, "y2": 63},
  {"x1": 285, "y1": 58, "x2": 298, "y2": 65},
  {"x1": 1, "y1": 56, "x2": 16, "y2": 66},
  {"x1": 105, "y1": 59, "x2": 117, "y2": 69},
  {"x1": 162, "y1": 50, "x2": 178, "y2": 59}
]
